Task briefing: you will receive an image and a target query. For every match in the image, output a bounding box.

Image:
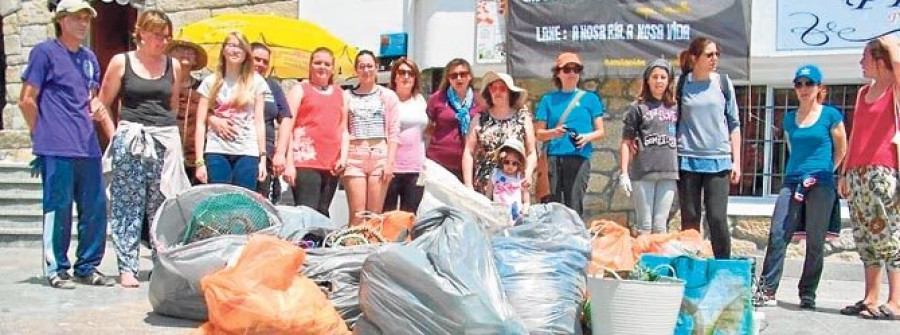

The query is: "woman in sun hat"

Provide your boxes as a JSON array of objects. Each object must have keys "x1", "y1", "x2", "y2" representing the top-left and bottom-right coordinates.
[{"x1": 462, "y1": 70, "x2": 537, "y2": 197}]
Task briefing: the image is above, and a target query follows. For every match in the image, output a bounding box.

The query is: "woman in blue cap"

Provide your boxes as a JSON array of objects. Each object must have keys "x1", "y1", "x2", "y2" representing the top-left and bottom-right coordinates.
[
  {"x1": 756, "y1": 64, "x2": 847, "y2": 310},
  {"x1": 619, "y1": 59, "x2": 679, "y2": 235}
]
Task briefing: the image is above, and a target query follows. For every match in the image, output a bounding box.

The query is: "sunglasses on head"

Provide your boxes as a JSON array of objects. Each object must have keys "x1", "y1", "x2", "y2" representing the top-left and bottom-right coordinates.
[
  {"x1": 448, "y1": 71, "x2": 471, "y2": 80},
  {"x1": 502, "y1": 159, "x2": 521, "y2": 167},
  {"x1": 793, "y1": 80, "x2": 817, "y2": 88},
  {"x1": 704, "y1": 51, "x2": 721, "y2": 58},
  {"x1": 560, "y1": 65, "x2": 583, "y2": 74},
  {"x1": 396, "y1": 69, "x2": 415, "y2": 78}
]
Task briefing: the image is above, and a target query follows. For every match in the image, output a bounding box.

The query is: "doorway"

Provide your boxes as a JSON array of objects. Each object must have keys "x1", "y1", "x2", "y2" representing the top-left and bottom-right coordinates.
[{"x1": 90, "y1": 2, "x2": 137, "y2": 146}]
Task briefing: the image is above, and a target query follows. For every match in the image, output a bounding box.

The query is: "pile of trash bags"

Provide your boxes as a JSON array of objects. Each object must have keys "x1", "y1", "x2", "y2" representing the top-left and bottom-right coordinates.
[{"x1": 146, "y1": 159, "x2": 740, "y2": 335}]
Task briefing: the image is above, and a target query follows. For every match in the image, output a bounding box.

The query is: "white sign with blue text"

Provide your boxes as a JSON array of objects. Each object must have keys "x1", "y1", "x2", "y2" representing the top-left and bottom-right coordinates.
[{"x1": 777, "y1": 0, "x2": 900, "y2": 51}]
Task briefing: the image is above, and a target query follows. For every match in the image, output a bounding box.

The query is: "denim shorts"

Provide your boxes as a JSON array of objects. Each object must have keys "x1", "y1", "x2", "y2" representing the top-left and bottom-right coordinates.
[{"x1": 344, "y1": 140, "x2": 387, "y2": 177}]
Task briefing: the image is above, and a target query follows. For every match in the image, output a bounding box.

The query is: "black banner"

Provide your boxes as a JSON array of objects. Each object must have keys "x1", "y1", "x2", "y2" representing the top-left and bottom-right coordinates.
[{"x1": 507, "y1": 0, "x2": 750, "y2": 79}]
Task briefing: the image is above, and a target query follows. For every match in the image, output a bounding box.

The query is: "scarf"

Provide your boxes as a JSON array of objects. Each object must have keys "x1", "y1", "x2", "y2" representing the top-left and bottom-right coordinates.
[{"x1": 447, "y1": 87, "x2": 474, "y2": 138}]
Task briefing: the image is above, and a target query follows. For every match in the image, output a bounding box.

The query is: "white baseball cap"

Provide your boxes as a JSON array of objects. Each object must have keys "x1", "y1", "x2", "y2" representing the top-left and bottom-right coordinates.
[{"x1": 55, "y1": 0, "x2": 97, "y2": 19}]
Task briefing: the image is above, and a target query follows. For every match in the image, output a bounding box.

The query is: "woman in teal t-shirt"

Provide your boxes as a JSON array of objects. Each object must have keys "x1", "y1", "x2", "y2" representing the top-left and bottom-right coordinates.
[
  {"x1": 534, "y1": 52, "x2": 605, "y2": 215},
  {"x1": 757, "y1": 64, "x2": 847, "y2": 310}
]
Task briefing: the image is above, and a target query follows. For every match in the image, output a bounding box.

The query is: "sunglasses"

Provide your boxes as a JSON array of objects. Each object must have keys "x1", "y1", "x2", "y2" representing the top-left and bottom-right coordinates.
[
  {"x1": 793, "y1": 80, "x2": 817, "y2": 88},
  {"x1": 704, "y1": 51, "x2": 721, "y2": 58},
  {"x1": 357, "y1": 64, "x2": 376, "y2": 71},
  {"x1": 253, "y1": 56, "x2": 270, "y2": 65},
  {"x1": 501, "y1": 159, "x2": 521, "y2": 167},
  {"x1": 561, "y1": 66, "x2": 583, "y2": 74},
  {"x1": 489, "y1": 83, "x2": 508, "y2": 93},
  {"x1": 396, "y1": 69, "x2": 415, "y2": 78},
  {"x1": 448, "y1": 71, "x2": 471, "y2": 80}
]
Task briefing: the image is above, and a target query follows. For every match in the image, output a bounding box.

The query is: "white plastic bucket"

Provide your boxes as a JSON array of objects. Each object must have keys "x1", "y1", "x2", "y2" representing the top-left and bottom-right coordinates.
[{"x1": 588, "y1": 272, "x2": 684, "y2": 335}]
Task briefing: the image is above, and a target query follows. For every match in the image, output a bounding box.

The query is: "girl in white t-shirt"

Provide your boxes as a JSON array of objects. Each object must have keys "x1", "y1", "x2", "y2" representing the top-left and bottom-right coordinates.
[{"x1": 194, "y1": 32, "x2": 268, "y2": 190}]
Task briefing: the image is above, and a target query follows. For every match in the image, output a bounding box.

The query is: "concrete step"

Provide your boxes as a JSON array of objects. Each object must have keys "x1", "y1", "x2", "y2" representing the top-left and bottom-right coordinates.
[
  {"x1": 0, "y1": 162, "x2": 32, "y2": 180},
  {"x1": 0, "y1": 199, "x2": 42, "y2": 213},
  {"x1": 0, "y1": 188, "x2": 42, "y2": 200}
]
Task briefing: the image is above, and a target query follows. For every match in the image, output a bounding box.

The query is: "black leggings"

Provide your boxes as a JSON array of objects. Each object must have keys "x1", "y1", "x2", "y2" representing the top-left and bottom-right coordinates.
[
  {"x1": 678, "y1": 170, "x2": 731, "y2": 259},
  {"x1": 383, "y1": 173, "x2": 424, "y2": 213},
  {"x1": 291, "y1": 168, "x2": 339, "y2": 217},
  {"x1": 546, "y1": 156, "x2": 591, "y2": 215}
]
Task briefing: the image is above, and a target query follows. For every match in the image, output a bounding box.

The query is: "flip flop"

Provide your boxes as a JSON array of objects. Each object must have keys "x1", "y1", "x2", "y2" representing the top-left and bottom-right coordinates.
[
  {"x1": 840, "y1": 300, "x2": 867, "y2": 315},
  {"x1": 860, "y1": 304, "x2": 900, "y2": 320}
]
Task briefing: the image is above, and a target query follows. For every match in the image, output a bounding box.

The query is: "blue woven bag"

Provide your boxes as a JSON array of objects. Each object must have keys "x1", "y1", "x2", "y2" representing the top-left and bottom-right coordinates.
[{"x1": 640, "y1": 254, "x2": 754, "y2": 335}]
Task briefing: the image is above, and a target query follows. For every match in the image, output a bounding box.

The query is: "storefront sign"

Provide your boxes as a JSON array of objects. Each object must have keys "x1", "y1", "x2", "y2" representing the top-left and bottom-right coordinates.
[{"x1": 777, "y1": 0, "x2": 900, "y2": 51}]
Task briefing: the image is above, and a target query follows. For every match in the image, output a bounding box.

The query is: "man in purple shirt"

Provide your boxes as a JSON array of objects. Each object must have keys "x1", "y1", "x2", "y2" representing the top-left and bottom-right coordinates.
[{"x1": 18, "y1": 0, "x2": 114, "y2": 289}]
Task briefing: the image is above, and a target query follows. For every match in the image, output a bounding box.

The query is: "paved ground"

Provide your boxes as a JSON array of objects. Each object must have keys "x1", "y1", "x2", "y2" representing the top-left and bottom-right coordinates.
[{"x1": 0, "y1": 246, "x2": 897, "y2": 334}]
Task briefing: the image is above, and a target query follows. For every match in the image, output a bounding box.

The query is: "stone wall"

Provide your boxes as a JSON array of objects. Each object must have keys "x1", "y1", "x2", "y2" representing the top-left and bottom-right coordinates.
[{"x1": 0, "y1": 0, "x2": 296, "y2": 161}]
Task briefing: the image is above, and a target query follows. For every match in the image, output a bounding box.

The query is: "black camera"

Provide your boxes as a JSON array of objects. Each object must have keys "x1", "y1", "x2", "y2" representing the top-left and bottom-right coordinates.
[{"x1": 563, "y1": 126, "x2": 579, "y2": 145}]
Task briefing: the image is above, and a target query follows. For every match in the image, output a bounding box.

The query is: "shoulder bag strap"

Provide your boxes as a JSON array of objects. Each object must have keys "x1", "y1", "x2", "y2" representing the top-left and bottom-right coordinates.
[{"x1": 553, "y1": 89, "x2": 587, "y2": 128}]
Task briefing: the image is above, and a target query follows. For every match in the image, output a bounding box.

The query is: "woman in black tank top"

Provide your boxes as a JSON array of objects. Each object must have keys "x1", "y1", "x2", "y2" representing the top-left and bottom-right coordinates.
[{"x1": 95, "y1": 10, "x2": 188, "y2": 288}]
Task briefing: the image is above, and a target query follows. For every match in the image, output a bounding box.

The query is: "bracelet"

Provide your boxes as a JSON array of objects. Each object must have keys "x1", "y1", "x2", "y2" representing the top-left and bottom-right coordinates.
[{"x1": 194, "y1": 158, "x2": 206, "y2": 167}]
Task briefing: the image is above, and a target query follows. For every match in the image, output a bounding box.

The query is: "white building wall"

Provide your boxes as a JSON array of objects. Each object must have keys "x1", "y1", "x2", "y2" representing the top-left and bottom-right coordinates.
[
  {"x1": 297, "y1": 0, "x2": 414, "y2": 56},
  {"x1": 297, "y1": 0, "x2": 507, "y2": 74}
]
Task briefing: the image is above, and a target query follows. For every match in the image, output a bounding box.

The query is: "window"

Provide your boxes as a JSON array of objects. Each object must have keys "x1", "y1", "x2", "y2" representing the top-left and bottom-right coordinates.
[{"x1": 731, "y1": 84, "x2": 862, "y2": 197}]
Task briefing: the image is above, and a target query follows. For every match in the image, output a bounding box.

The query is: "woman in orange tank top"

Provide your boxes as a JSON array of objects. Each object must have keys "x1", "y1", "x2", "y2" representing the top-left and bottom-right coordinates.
[{"x1": 273, "y1": 47, "x2": 346, "y2": 216}]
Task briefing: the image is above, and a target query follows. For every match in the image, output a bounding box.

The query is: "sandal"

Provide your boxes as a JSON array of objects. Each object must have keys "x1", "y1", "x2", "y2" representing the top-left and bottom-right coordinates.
[
  {"x1": 840, "y1": 300, "x2": 867, "y2": 315},
  {"x1": 74, "y1": 271, "x2": 115, "y2": 287},
  {"x1": 861, "y1": 304, "x2": 900, "y2": 321},
  {"x1": 48, "y1": 275, "x2": 75, "y2": 290}
]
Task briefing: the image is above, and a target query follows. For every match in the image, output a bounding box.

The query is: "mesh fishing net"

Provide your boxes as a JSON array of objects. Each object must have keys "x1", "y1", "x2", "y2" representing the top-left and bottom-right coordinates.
[
  {"x1": 323, "y1": 226, "x2": 386, "y2": 247},
  {"x1": 182, "y1": 192, "x2": 273, "y2": 245}
]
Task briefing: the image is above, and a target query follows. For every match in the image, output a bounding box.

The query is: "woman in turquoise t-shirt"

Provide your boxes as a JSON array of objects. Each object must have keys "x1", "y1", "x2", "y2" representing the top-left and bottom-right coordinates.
[
  {"x1": 757, "y1": 64, "x2": 847, "y2": 310},
  {"x1": 534, "y1": 52, "x2": 605, "y2": 215}
]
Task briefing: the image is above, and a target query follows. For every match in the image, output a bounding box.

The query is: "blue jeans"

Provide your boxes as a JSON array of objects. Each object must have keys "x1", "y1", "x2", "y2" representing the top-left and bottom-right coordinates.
[
  {"x1": 41, "y1": 156, "x2": 108, "y2": 278},
  {"x1": 760, "y1": 185, "x2": 836, "y2": 300},
  {"x1": 205, "y1": 154, "x2": 259, "y2": 191}
]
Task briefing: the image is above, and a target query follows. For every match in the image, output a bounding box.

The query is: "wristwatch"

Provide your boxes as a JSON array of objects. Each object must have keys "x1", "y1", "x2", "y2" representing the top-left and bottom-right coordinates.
[{"x1": 194, "y1": 158, "x2": 206, "y2": 167}]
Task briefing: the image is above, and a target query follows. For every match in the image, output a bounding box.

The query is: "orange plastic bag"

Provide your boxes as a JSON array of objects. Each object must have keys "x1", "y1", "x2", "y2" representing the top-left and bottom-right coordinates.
[
  {"x1": 362, "y1": 211, "x2": 415, "y2": 242},
  {"x1": 197, "y1": 235, "x2": 350, "y2": 335},
  {"x1": 587, "y1": 221, "x2": 637, "y2": 275},
  {"x1": 634, "y1": 232, "x2": 677, "y2": 255}
]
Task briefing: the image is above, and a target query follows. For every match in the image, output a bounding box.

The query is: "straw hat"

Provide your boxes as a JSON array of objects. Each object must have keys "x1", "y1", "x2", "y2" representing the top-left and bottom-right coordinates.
[
  {"x1": 166, "y1": 40, "x2": 208, "y2": 71},
  {"x1": 480, "y1": 70, "x2": 528, "y2": 109}
]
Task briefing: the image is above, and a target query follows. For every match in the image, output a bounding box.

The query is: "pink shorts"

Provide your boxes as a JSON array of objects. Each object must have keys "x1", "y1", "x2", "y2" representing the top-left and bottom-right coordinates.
[{"x1": 344, "y1": 140, "x2": 387, "y2": 177}]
